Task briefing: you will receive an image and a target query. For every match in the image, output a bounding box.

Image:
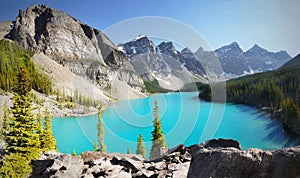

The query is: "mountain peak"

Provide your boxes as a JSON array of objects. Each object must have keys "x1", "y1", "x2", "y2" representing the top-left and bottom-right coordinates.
[
  {"x1": 228, "y1": 42, "x2": 241, "y2": 49},
  {"x1": 134, "y1": 34, "x2": 149, "y2": 41},
  {"x1": 249, "y1": 44, "x2": 266, "y2": 51},
  {"x1": 158, "y1": 41, "x2": 178, "y2": 58},
  {"x1": 119, "y1": 35, "x2": 156, "y2": 56}
]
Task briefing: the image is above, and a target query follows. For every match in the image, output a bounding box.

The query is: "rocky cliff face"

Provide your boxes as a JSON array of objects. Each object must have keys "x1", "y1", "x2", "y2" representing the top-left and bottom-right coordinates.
[
  {"x1": 119, "y1": 35, "x2": 207, "y2": 90},
  {"x1": 245, "y1": 44, "x2": 291, "y2": 72},
  {"x1": 30, "y1": 139, "x2": 300, "y2": 178},
  {"x1": 196, "y1": 42, "x2": 292, "y2": 77},
  {"x1": 7, "y1": 4, "x2": 144, "y2": 95},
  {"x1": 120, "y1": 35, "x2": 291, "y2": 81}
]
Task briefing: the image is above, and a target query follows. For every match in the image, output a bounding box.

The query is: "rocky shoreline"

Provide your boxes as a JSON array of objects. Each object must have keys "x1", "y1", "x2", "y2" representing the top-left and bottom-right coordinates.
[{"x1": 30, "y1": 139, "x2": 300, "y2": 178}]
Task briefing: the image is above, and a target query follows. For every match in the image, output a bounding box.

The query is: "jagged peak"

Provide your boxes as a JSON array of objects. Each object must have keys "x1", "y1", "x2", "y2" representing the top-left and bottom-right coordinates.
[
  {"x1": 249, "y1": 44, "x2": 266, "y2": 51},
  {"x1": 158, "y1": 41, "x2": 174, "y2": 48},
  {"x1": 229, "y1": 42, "x2": 240, "y2": 47},
  {"x1": 216, "y1": 42, "x2": 242, "y2": 53},
  {"x1": 181, "y1": 47, "x2": 193, "y2": 53},
  {"x1": 134, "y1": 34, "x2": 149, "y2": 41}
]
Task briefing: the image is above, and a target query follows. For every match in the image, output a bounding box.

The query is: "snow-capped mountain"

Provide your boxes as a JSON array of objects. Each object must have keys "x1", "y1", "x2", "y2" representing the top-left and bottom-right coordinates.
[
  {"x1": 118, "y1": 35, "x2": 207, "y2": 90},
  {"x1": 119, "y1": 35, "x2": 292, "y2": 85},
  {"x1": 245, "y1": 44, "x2": 291, "y2": 72},
  {"x1": 196, "y1": 42, "x2": 291, "y2": 77}
]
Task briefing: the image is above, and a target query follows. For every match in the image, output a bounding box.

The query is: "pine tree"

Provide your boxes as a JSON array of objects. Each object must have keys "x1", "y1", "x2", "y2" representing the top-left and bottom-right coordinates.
[
  {"x1": 43, "y1": 108, "x2": 57, "y2": 151},
  {"x1": 127, "y1": 148, "x2": 131, "y2": 154},
  {"x1": 0, "y1": 101, "x2": 9, "y2": 141},
  {"x1": 72, "y1": 148, "x2": 77, "y2": 156},
  {"x1": 97, "y1": 105, "x2": 106, "y2": 153},
  {"x1": 36, "y1": 108, "x2": 46, "y2": 150},
  {"x1": 136, "y1": 133, "x2": 146, "y2": 158},
  {"x1": 1, "y1": 68, "x2": 40, "y2": 177},
  {"x1": 5, "y1": 68, "x2": 40, "y2": 158},
  {"x1": 149, "y1": 100, "x2": 166, "y2": 159}
]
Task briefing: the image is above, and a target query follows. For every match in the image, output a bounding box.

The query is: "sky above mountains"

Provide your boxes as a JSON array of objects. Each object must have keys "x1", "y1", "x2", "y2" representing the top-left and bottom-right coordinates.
[{"x1": 0, "y1": 0, "x2": 299, "y2": 57}]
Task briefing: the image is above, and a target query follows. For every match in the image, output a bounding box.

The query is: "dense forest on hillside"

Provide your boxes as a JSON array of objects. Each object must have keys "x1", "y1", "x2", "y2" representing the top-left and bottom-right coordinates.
[
  {"x1": 0, "y1": 40, "x2": 52, "y2": 94},
  {"x1": 199, "y1": 64, "x2": 300, "y2": 135}
]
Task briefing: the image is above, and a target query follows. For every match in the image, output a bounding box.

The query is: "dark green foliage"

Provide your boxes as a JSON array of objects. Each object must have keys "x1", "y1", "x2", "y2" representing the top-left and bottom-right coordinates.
[
  {"x1": 199, "y1": 66, "x2": 300, "y2": 134},
  {"x1": 43, "y1": 108, "x2": 57, "y2": 151},
  {"x1": 97, "y1": 105, "x2": 106, "y2": 153},
  {"x1": 0, "y1": 101, "x2": 9, "y2": 141},
  {"x1": 179, "y1": 82, "x2": 206, "y2": 92},
  {"x1": 143, "y1": 79, "x2": 171, "y2": 93},
  {"x1": 36, "y1": 108, "x2": 45, "y2": 149},
  {"x1": 72, "y1": 148, "x2": 77, "y2": 156},
  {"x1": 0, "y1": 153, "x2": 32, "y2": 178},
  {"x1": 279, "y1": 54, "x2": 300, "y2": 71},
  {"x1": 127, "y1": 147, "x2": 131, "y2": 154},
  {"x1": 136, "y1": 134, "x2": 146, "y2": 159},
  {"x1": 150, "y1": 100, "x2": 167, "y2": 159},
  {"x1": 5, "y1": 68, "x2": 40, "y2": 158},
  {"x1": 1, "y1": 68, "x2": 40, "y2": 177},
  {"x1": 0, "y1": 39, "x2": 52, "y2": 94}
]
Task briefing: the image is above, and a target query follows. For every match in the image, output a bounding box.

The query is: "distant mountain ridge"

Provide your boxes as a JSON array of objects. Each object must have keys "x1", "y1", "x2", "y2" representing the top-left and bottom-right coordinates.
[
  {"x1": 199, "y1": 53, "x2": 300, "y2": 135},
  {"x1": 118, "y1": 35, "x2": 207, "y2": 90},
  {"x1": 279, "y1": 54, "x2": 300, "y2": 70},
  {"x1": 119, "y1": 36, "x2": 291, "y2": 80}
]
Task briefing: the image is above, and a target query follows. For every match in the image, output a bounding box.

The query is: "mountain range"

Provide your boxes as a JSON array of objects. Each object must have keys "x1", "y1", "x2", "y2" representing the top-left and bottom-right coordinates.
[
  {"x1": 119, "y1": 36, "x2": 291, "y2": 83},
  {"x1": 0, "y1": 4, "x2": 293, "y2": 97},
  {"x1": 3, "y1": 4, "x2": 146, "y2": 102}
]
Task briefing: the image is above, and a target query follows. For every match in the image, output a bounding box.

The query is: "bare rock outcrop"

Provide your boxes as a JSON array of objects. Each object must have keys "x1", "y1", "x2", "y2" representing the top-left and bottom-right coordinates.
[
  {"x1": 188, "y1": 139, "x2": 300, "y2": 178},
  {"x1": 29, "y1": 139, "x2": 300, "y2": 178},
  {"x1": 7, "y1": 4, "x2": 145, "y2": 94}
]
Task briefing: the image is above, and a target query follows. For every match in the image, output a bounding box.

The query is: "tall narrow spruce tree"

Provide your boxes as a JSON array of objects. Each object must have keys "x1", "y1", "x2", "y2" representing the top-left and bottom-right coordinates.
[
  {"x1": 97, "y1": 105, "x2": 106, "y2": 153},
  {"x1": 1, "y1": 68, "x2": 40, "y2": 177},
  {"x1": 43, "y1": 108, "x2": 57, "y2": 151},
  {"x1": 0, "y1": 101, "x2": 9, "y2": 141},
  {"x1": 136, "y1": 133, "x2": 146, "y2": 158},
  {"x1": 149, "y1": 100, "x2": 167, "y2": 159},
  {"x1": 4, "y1": 68, "x2": 40, "y2": 157},
  {"x1": 37, "y1": 108, "x2": 45, "y2": 149}
]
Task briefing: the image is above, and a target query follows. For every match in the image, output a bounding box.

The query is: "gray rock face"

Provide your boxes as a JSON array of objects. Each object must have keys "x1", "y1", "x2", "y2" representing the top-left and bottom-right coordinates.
[
  {"x1": 196, "y1": 42, "x2": 292, "y2": 77},
  {"x1": 188, "y1": 139, "x2": 300, "y2": 178},
  {"x1": 30, "y1": 139, "x2": 300, "y2": 178},
  {"x1": 180, "y1": 47, "x2": 206, "y2": 76},
  {"x1": 9, "y1": 4, "x2": 113, "y2": 63},
  {"x1": 119, "y1": 35, "x2": 207, "y2": 90},
  {"x1": 245, "y1": 44, "x2": 291, "y2": 71},
  {"x1": 215, "y1": 42, "x2": 250, "y2": 75},
  {"x1": 31, "y1": 146, "x2": 191, "y2": 178},
  {"x1": 120, "y1": 36, "x2": 291, "y2": 81},
  {"x1": 7, "y1": 4, "x2": 144, "y2": 92}
]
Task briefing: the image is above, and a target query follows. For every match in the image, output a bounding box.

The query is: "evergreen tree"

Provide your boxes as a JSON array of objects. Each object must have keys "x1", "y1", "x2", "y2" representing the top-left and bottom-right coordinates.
[
  {"x1": 1, "y1": 68, "x2": 40, "y2": 177},
  {"x1": 36, "y1": 108, "x2": 46, "y2": 150},
  {"x1": 72, "y1": 148, "x2": 77, "y2": 156},
  {"x1": 136, "y1": 133, "x2": 146, "y2": 159},
  {"x1": 43, "y1": 108, "x2": 57, "y2": 151},
  {"x1": 127, "y1": 148, "x2": 131, "y2": 154},
  {"x1": 93, "y1": 141, "x2": 99, "y2": 151},
  {"x1": 0, "y1": 153, "x2": 32, "y2": 178},
  {"x1": 149, "y1": 100, "x2": 167, "y2": 159},
  {"x1": 97, "y1": 105, "x2": 106, "y2": 153},
  {"x1": 4, "y1": 68, "x2": 40, "y2": 157},
  {"x1": 0, "y1": 101, "x2": 9, "y2": 141}
]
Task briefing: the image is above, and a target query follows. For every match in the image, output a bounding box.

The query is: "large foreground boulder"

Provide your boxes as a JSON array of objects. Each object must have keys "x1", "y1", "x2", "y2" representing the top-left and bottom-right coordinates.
[{"x1": 188, "y1": 139, "x2": 300, "y2": 178}]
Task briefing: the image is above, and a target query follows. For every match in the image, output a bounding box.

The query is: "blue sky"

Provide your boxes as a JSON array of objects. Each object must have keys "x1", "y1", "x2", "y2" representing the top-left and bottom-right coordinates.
[{"x1": 0, "y1": 0, "x2": 299, "y2": 57}]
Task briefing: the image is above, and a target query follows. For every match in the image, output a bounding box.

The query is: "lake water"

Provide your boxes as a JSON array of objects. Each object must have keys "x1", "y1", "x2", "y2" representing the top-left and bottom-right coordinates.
[{"x1": 52, "y1": 92, "x2": 299, "y2": 155}]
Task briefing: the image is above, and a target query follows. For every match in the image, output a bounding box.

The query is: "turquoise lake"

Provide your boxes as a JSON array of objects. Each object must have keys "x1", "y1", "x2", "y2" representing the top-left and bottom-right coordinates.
[{"x1": 52, "y1": 92, "x2": 300, "y2": 155}]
